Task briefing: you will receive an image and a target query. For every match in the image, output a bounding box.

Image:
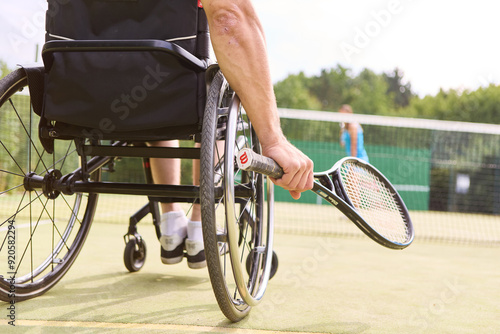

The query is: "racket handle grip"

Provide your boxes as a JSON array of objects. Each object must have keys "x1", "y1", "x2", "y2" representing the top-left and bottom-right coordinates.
[{"x1": 236, "y1": 148, "x2": 284, "y2": 179}]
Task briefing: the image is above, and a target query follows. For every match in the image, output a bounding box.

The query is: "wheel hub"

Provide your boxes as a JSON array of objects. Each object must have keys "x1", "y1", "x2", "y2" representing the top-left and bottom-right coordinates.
[{"x1": 23, "y1": 169, "x2": 62, "y2": 199}]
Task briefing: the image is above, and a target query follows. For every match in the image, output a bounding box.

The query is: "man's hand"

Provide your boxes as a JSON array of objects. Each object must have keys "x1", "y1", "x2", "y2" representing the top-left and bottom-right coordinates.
[{"x1": 262, "y1": 138, "x2": 314, "y2": 200}]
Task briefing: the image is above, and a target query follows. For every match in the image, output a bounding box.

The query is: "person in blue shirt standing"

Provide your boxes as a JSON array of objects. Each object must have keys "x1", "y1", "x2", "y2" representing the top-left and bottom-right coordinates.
[{"x1": 339, "y1": 104, "x2": 369, "y2": 162}]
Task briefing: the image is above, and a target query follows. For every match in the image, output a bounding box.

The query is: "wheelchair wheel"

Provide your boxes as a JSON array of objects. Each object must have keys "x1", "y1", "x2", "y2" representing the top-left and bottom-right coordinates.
[
  {"x1": 0, "y1": 69, "x2": 99, "y2": 301},
  {"x1": 247, "y1": 250, "x2": 279, "y2": 280},
  {"x1": 124, "y1": 235, "x2": 147, "y2": 273},
  {"x1": 200, "y1": 71, "x2": 276, "y2": 322}
]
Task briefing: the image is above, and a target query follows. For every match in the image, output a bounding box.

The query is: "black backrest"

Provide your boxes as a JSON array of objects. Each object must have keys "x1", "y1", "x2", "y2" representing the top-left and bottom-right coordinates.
[
  {"x1": 42, "y1": 0, "x2": 209, "y2": 137},
  {"x1": 46, "y1": 0, "x2": 209, "y2": 58}
]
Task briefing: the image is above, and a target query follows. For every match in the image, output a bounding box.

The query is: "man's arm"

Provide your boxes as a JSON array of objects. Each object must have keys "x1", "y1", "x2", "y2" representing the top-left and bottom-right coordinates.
[{"x1": 201, "y1": 0, "x2": 313, "y2": 199}]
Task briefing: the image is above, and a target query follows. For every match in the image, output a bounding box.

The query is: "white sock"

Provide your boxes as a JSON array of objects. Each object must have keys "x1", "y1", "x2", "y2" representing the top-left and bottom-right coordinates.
[
  {"x1": 187, "y1": 220, "x2": 203, "y2": 241},
  {"x1": 160, "y1": 211, "x2": 187, "y2": 237}
]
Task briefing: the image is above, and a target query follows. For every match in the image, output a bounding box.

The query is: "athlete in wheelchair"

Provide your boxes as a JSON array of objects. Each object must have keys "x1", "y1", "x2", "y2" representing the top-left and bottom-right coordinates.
[{"x1": 0, "y1": 0, "x2": 312, "y2": 321}]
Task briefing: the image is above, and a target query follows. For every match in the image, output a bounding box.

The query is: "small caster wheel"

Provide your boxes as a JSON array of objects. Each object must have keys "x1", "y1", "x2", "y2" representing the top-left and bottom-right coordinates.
[
  {"x1": 124, "y1": 235, "x2": 147, "y2": 272},
  {"x1": 246, "y1": 250, "x2": 279, "y2": 280}
]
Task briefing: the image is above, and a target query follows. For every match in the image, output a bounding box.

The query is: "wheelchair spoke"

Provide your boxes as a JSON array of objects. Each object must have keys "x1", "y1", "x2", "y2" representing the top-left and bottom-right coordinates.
[
  {"x1": 0, "y1": 183, "x2": 24, "y2": 196},
  {"x1": 12, "y1": 193, "x2": 50, "y2": 280},
  {"x1": 33, "y1": 190, "x2": 76, "y2": 253},
  {"x1": 32, "y1": 149, "x2": 47, "y2": 175},
  {"x1": 56, "y1": 141, "x2": 75, "y2": 171},
  {"x1": 0, "y1": 191, "x2": 37, "y2": 230},
  {"x1": 239, "y1": 214, "x2": 251, "y2": 263},
  {"x1": 0, "y1": 191, "x2": 27, "y2": 252},
  {"x1": 0, "y1": 169, "x2": 25, "y2": 178},
  {"x1": 59, "y1": 193, "x2": 83, "y2": 227},
  {"x1": 0, "y1": 139, "x2": 26, "y2": 176},
  {"x1": 9, "y1": 99, "x2": 49, "y2": 173}
]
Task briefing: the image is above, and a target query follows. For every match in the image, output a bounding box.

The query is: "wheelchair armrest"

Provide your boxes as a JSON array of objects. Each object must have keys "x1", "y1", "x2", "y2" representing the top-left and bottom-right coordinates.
[{"x1": 42, "y1": 39, "x2": 208, "y2": 73}]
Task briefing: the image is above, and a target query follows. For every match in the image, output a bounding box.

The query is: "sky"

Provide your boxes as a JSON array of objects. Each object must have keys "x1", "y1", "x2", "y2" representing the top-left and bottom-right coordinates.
[{"x1": 2, "y1": 0, "x2": 500, "y2": 97}]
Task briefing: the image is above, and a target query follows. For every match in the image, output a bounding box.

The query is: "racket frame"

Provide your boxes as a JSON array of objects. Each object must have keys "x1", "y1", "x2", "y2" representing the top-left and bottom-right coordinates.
[
  {"x1": 236, "y1": 150, "x2": 415, "y2": 249},
  {"x1": 313, "y1": 157, "x2": 414, "y2": 249}
]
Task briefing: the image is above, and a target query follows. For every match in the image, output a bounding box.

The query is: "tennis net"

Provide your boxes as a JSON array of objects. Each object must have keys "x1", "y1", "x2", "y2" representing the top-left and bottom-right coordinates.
[{"x1": 276, "y1": 108, "x2": 500, "y2": 246}]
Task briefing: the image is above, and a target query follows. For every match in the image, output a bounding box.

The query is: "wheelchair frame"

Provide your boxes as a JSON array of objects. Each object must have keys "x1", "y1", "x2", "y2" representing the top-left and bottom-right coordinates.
[{"x1": 0, "y1": 37, "x2": 277, "y2": 323}]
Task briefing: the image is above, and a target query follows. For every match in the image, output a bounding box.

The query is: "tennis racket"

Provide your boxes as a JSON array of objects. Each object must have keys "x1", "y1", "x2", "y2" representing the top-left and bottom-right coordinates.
[{"x1": 237, "y1": 148, "x2": 414, "y2": 249}]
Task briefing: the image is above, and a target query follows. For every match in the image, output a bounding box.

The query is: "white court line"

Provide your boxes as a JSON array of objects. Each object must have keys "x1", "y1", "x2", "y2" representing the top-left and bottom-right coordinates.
[
  {"x1": 0, "y1": 220, "x2": 52, "y2": 232},
  {"x1": 15, "y1": 319, "x2": 328, "y2": 334}
]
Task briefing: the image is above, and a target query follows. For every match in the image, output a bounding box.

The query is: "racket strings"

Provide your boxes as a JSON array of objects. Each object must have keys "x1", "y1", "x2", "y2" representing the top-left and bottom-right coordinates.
[{"x1": 340, "y1": 162, "x2": 410, "y2": 243}]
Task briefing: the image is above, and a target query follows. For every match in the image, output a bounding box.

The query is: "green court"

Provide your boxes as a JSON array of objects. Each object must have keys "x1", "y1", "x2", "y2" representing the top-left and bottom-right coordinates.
[{"x1": 1, "y1": 196, "x2": 499, "y2": 333}]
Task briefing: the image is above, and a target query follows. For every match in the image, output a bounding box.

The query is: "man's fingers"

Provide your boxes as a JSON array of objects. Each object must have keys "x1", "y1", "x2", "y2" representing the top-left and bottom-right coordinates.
[
  {"x1": 272, "y1": 167, "x2": 313, "y2": 197},
  {"x1": 289, "y1": 190, "x2": 301, "y2": 200},
  {"x1": 261, "y1": 139, "x2": 314, "y2": 199}
]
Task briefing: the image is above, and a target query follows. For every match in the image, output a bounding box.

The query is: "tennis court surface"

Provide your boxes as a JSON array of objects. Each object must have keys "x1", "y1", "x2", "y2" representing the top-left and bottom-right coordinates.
[{"x1": 2, "y1": 219, "x2": 499, "y2": 334}]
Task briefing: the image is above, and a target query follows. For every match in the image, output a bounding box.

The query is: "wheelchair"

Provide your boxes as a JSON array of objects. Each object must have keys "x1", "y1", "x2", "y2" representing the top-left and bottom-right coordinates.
[{"x1": 0, "y1": 0, "x2": 277, "y2": 322}]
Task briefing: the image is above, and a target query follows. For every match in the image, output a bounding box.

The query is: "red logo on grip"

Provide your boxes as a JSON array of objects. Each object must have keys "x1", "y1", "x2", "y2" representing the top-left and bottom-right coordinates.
[{"x1": 239, "y1": 152, "x2": 248, "y2": 165}]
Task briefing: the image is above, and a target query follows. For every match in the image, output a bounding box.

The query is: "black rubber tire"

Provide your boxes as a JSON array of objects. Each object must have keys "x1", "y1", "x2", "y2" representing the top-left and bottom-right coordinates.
[
  {"x1": 124, "y1": 237, "x2": 147, "y2": 273},
  {"x1": 247, "y1": 250, "x2": 279, "y2": 280},
  {"x1": 201, "y1": 72, "x2": 251, "y2": 321},
  {"x1": 200, "y1": 71, "x2": 275, "y2": 322}
]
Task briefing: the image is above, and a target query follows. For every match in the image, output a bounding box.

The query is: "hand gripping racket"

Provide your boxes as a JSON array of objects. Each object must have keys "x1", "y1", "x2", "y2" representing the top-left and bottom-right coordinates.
[{"x1": 237, "y1": 149, "x2": 414, "y2": 249}]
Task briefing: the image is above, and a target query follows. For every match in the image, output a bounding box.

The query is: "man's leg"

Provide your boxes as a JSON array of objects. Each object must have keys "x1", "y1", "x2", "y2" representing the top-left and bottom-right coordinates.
[{"x1": 149, "y1": 140, "x2": 188, "y2": 264}]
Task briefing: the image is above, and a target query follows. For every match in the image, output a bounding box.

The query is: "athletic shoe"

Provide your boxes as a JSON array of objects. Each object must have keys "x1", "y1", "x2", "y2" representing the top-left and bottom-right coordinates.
[
  {"x1": 185, "y1": 239, "x2": 206, "y2": 269},
  {"x1": 159, "y1": 211, "x2": 188, "y2": 264},
  {"x1": 160, "y1": 234, "x2": 185, "y2": 264},
  {"x1": 186, "y1": 220, "x2": 206, "y2": 269}
]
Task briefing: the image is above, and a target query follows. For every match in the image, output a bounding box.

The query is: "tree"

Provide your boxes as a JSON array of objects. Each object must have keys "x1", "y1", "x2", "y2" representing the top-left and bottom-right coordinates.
[
  {"x1": 404, "y1": 85, "x2": 500, "y2": 124},
  {"x1": 274, "y1": 72, "x2": 322, "y2": 110},
  {"x1": 288, "y1": 66, "x2": 396, "y2": 114},
  {"x1": 308, "y1": 65, "x2": 353, "y2": 111},
  {"x1": 348, "y1": 68, "x2": 393, "y2": 115},
  {"x1": 383, "y1": 67, "x2": 415, "y2": 108},
  {"x1": 274, "y1": 64, "x2": 499, "y2": 124},
  {"x1": 1, "y1": 60, "x2": 12, "y2": 79}
]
